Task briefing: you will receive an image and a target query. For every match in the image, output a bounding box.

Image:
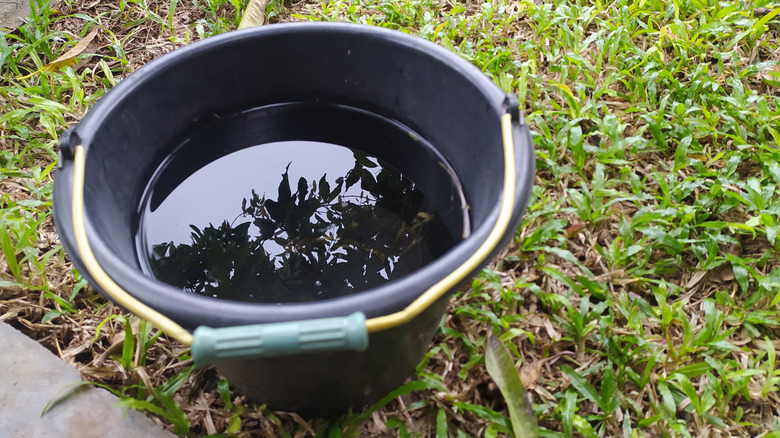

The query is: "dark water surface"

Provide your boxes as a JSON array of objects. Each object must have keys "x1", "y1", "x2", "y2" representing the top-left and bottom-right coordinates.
[{"x1": 136, "y1": 105, "x2": 468, "y2": 303}]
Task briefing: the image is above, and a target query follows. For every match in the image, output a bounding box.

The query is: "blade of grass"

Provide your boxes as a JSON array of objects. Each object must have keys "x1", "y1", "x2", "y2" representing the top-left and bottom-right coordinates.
[{"x1": 485, "y1": 335, "x2": 538, "y2": 438}]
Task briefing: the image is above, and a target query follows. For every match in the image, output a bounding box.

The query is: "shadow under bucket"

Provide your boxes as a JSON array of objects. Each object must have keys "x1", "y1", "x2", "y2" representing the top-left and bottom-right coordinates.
[{"x1": 53, "y1": 22, "x2": 535, "y2": 416}]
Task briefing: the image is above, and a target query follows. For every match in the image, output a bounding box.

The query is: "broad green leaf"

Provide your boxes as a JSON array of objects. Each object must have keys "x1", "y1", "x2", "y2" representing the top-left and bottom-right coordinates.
[
  {"x1": 155, "y1": 391, "x2": 190, "y2": 433},
  {"x1": 675, "y1": 374, "x2": 700, "y2": 413},
  {"x1": 763, "y1": 213, "x2": 778, "y2": 245},
  {"x1": 0, "y1": 219, "x2": 20, "y2": 280},
  {"x1": 724, "y1": 369, "x2": 764, "y2": 380},
  {"x1": 484, "y1": 424, "x2": 500, "y2": 438},
  {"x1": 41, "y1": 309, "x2": 63, "y2": 324},
  {"x1": 158, "y1": 364, "x2": 197, "y2": 397},
  {"x1": 556, "y1": 82, "x2": 580, "y2": 114},
  {"x1": 436, "y1": 408, "x2": 448, "y2": 438},
  {"x1": 569, "y1": 124, "x2": 585, "y2": 170},
  {"x1": 116, "y1": 398, "x2": 190, "y2": 435},
  {"x1": 485, "y1": 335, "x2": 538, "y2": 438},
  {"x1": 120, "y1": 317, "x2": 135, "y2": 370},
  {"x1": 561, "y1": 389, "x2": 577, "y2": 437},
  {"x1": 328, "y1": 424, "x2": 343, "y2": 438},
  {"x1": 600, "y1": 367, "x2": 619, "y2": 414},
  {"x1": 560, "y1": 366, "x2": 600, "y2": 406},
  {"x1": 768, "y1": 127, "x2": 780, "y2": 151},
  {"x1": 386, "y1": 418, "x2": 411, "y2": 438},
  {"x1": 217, "y1": 380, "x2": 234, "y2": 411},
  {"x1": 0, "y1": 279, "x2": 23, "y2": 288},
  {"x1": 727, "y1": 255, "x2": 750, "y2": 293},
  {"x1": 770, "y1": 289, "x2": 780, "y2": 307},
  {"x1": 227, "y1": 413, "x2": 242, "y2": 433},
  {"x1": 657, "y1": 382, "x2": 677, "y2": 415},
  {"x1": 573, "y1": 414, "x2": 598, "y2": 438},
  {"x1": 751, "y1": 8, "x2": 780, "y2": 37},
  {"x1": 167, "y1": 0, "x2": 179, "y2": 25}
]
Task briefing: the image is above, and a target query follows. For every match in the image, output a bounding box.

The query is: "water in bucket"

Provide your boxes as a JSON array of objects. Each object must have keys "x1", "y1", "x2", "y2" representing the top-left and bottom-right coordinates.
[{"x1": 135, "y1": 103, "x2": 469, "y2": 303}]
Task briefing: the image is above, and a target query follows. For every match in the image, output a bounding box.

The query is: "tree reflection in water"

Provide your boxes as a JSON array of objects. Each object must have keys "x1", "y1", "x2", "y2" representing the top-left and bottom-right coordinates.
[{"x1": 149, "y1": 151, "x2": 453, "y2": 303}]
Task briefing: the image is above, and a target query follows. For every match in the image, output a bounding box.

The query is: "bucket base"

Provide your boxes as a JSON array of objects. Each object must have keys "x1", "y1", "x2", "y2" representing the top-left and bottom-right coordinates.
[{"x1": 213, "y1": 296, "x2": 448, "y2": 416}]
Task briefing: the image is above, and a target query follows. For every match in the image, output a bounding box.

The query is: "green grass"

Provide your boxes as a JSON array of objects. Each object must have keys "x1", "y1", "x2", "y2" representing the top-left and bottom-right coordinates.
[{"x1": 1, "y1": 0, "x2": 780, "y2": 436}]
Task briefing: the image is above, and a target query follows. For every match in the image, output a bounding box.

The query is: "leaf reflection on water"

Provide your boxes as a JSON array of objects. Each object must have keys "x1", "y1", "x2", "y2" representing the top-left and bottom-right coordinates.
[{"x1": 149, "y1": 151, "x2": 448, "y2": 303}]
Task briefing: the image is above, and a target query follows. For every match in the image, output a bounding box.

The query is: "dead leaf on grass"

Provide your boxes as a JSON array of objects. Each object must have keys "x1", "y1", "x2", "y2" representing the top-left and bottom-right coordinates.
[
  {"x1": 543, "y1": 317, "x2": 561, "y2": 342},
  {"x1": 685, "y1": 271, "x2": 708, "y2": 290},
  {"x1": 564, "y1": 222, "x2": 586, "y2": 238},
  {"x1": 91, "y1": 333, "x2": 126, "y2": 365},
  {"x1": 135, "y1": 366, "x2": 158, "y2": 400},
  {"x1": 519, "y1": 361, "x2": 542, "y2": 389},
  {"x1": 519, "y1": 352, "x2": 574, "y2": 389},
  {"x1": 17, "y1": 27, "x2": 99, "y2": 80},
  {"x1": 238, "y1": 0, "x2": 272, "y2": 29},
  {"x1": 278, "y1": 411, "x2": 316, "y2": 436}
]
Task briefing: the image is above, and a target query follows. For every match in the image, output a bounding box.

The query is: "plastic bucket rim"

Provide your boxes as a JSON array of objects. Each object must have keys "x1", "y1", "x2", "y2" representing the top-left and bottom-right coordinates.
[{"x1": 53, "y1": 22, "x2": 534, "y2": 329}]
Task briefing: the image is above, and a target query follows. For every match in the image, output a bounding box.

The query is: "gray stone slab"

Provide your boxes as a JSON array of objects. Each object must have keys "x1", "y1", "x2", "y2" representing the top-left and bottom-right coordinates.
[
  {"x1": 0, "y1": 320, "x2": 176, "y2": 438},
  {"x1": 0, "y1": 0, "x2": 30, "y2": 30}
]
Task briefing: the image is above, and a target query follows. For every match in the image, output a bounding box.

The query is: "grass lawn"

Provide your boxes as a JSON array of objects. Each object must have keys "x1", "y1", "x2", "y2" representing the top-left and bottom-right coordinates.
[{"x1": 2, "y1": 0, "x2": 780, "y2": 436}]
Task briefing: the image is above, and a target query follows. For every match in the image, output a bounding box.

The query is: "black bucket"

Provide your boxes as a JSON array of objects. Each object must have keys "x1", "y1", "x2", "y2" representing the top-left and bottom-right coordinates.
[{"x1": 54, "y1": 22, "x2": 534, "y2": 415}]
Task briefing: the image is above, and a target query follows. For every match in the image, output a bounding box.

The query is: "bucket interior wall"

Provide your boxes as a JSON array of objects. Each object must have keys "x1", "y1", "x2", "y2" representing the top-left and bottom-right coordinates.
[{"x1": 77, "y1": 27, "x2": 507, "y2": 270}]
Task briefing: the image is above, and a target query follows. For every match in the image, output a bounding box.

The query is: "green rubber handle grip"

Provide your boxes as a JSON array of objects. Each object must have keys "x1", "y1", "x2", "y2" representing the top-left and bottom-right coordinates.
[{"x1": 191, "y1": 312, "x2": 368, "y2": 366}]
